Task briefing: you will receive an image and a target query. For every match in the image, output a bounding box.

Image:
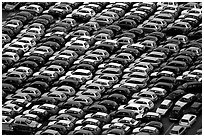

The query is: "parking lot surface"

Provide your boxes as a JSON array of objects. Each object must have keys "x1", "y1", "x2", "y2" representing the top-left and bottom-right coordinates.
[{"x1": 2, "y1": 2, "x2": 202, "y2": 135}]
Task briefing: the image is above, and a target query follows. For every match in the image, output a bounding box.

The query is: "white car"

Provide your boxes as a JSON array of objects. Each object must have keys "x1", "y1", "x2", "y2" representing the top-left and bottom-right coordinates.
[
  {"x1": 4, "y1": 43, "x2": 30, "y2": 52},
  {"x1": 65, "y1": 69, "x2": 93, "y2": 80},
  {"x1": 12, "y1": 37, "x2": 36, "y2": 47},
  {"x1": 8, "y1": 66, "x2": 33, "y2": 76},
  {"x1": 65, "y1": 40, "x2": 90, "y2": 50},
  {"x1": 118, "y1": 104, "x2": 146, "y2": 114},
  {"x1": 148, "y1": 87, "x2": 168, "y2": 98},
  {"x1": 179, "y1": 114, "x2": 197, "y2": 128},
  {"x1": 2, "y1": 52, "x2": 20, "y2": 62},
  {"x1": 111, "y1": 117, "x2": 141, "y2": 128},
  {"x1": 19, "y1": 4, "x2": 43, "y2": 14},
  {"x1": 72, "y1": 7, "x2": 96, "y2": 18},
  {"x1": 50, "y1": 85, "x2": 76, "y2": 96},
  {"x1": 132, "y1": 91, "x2": 158, "y2": 102},
  {"x1": 175, "y1": 93, "x2": 196, "y2": 107},
  {"x1": 124, "y1": 66, "x2": 150, "y2": 74},
  {"x1": 128, "y1": 98, "x2": 154, "y2": 110},
  {"x1": 156, "y1": 99, "x2": 173, "y2": 115},
  {"x1": 169, "y1": 125, "x2": 186, "y2": 135}
]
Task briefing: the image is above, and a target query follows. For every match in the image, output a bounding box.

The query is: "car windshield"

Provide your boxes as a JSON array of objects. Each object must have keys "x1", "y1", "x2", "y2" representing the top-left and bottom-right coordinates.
[
  {"x1": 159, "y1": 104, "x2": 168, "y2": 109},
  {"x1": 180, "y1": 98, "x2": 189, "y2": 102},
  {"x1": 135, "y1": 101, "x2": 146, "y2": 104},
  {"x1": 73, "y1": 71, "x2": 87, "y2": 75},
  {"x1": 180, "y1": 119, "x2": 188, "y2": 123},
  {"x1": 170, "y1": 130, "x2": 178, "y2": 134}
]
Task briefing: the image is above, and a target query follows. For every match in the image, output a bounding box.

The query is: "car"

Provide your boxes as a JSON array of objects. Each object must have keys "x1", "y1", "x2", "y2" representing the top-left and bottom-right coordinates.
[
  {"x1": 7, "y1": 66, "x2": 33, "y2": 77},
  {"x1": 41, "y1": 92, "x2": 68, "y2": 102},
  {"x1": 47, "y1": 4, "x2": 72, "y2": 18},
  {"x1": 102, "y1": 128, "x2": 126, "y2": 135},
  {"x1": 12, "y1": 117, "x2": 43, "y2": 133},
  {"x1": 72, "y1": 8, "x2": 96, "y2": 21},
  {"x1": 85, "y1": 112, "x2": 111, "y2": 124},
  {"x1": 128, "y1": 98, "x2": 154, "y2": 111},
  {"x1": 169, "y1": 106, "x2": 186, "y2": 121},
  {"x1": 169, "y1": 125, "x2": 187, "y2": 135},
  {"x1": 68, "y1": 95, "x2": 94, "y2": 106},
  {"x1": 144, "y1": 121, "x2": 164, "y2": 133},
  {"x1": 156, "y1": 99, "x2": 174, "y2": 115},
  {"x1": 186, "y1": 102, "x2": 202, "y2": 115},
  {"x1": 2, "y1": 107, "x2": 16, "y2": 118},
  {"x1": 102, "y1": 123, "x2": 131, "y2": 134},
  {"x1": 95, "y1": 99, "x2": 118, "y2": 113},
  {"x1": 175, "y1": 93, "x2": 196, "y2": 108},
  {"x1": 111, "y1": 117, "x2": 141, "y2": 128},
  {"x1": 75, "y1": 118, "x2": 101, "y2": 127},
  {"x1": 76, "y1": 90, "x2": 101, "y2": 101},
  {"x1": 118, "y1": 103, "x2": 146, "y2": 115},
  {"x1": 35, "y1": 129, "x2": 61, "y2": 135},
  {"x1": 2, "y1": 83, "x2": 17, "y2": 94},
  {"x1": 2, "y1": 115, "x2": 14, "y2": 132},
  {"x1": 132, "y1": 91, "x2": 158, "y2": 102},
  {"x1": 141, "y1": 112, "x2": 161, "y2": 122},
  {"x1": 48, "y1": 113, "x2": 77, "y2": 123},
  {"x1": 2, "y1": 52, "x2": 20, "y2": 62},
  {"x1": 58, "y1": 107, "x2": 85, "y2": 119},
  {"x1": 39, "y1": 124, "x2": 68, "y2": 135},
  {"x1": 5, "y1": 92, "x2": 32, "y2": 102},
  {"x1": 15, "y1": 113, "x2": 41, "y2": 123},
  {"x1": 179, "y1": 114, "x2": 197, "y2": 128},
  {"x1": 50, "y1": 85, "x2": 76, "y2": 96},
  {"x1": 73, "y1": 124, "x2": 101, "y2": 135},
  {"x1": 48, "y1": 119, "x2": 74, "y2": 131},
  {"x1": 4, "y1": 99, "x2": 32, "y2": 109},
  {"x1": 3, "y1": 71, "x2": 27, "y2": 81},
  {"x1": 133, "y1": 126, "x2": 160, "y2": 135},
  {"x1": 20, "y1": 4, "x2": 43, "y2": 15},
  {"x1": 120, "y1": 78, "x2": 147, "y2": 89},
  {"x1": 31, "y1": 104, "x2": 59, "y2": 116}
]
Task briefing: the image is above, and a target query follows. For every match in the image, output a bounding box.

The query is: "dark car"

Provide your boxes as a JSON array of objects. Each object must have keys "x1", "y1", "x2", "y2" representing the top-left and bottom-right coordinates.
[
  {"x1": 3, "y1": 77, "x2": 23, "y2": 89},
  {"x1": 188, "y1": 30, "x2": 202, "y2": 40},
  {"x1": 117, "y1": 19, "x2": 137, "y2": 30},
  {"x1": 101, "y1": 93, "x2": 127, "y2": 105},
  {"x1": 14, "y1": 61, "x2": 40, "y2": 72},
  {"x1": 186, "y1": 102, "x2": 202, "y2": 115},
  {"x1": 95, "y1": 99, "x2": 118, "y2": 112},
  {"x1": 177, "y1": 81, "x2": 202, "y2": 93},
  {"x1": 102, "y1": 128, "x2": 126, "y2": 135},
  {"x1": 45, "y1": 60, "x2": 71, "y2": 70},
  {"x1": 69, "y1": 129, "x2": 94, "y2": 135},
  {"x1": 48, "y1": 113, "x2": 77, "y2": 123},
  {"x1": 143, "y1": 121, "x2": 164, "y2": 133},
  {"x1": 58, "y1": 100, "x2": 84, "y2": 109},
  {"x1": 2, "y1": 83, "x2": 17, "y2": 94},
  {"x1": 165, "y1": 89, "x2": 186, "y2": 102},
  {"x1": 8, "y1": 11, "x2": 34, "y2": 21},
  {"x1": 107, "y1": 87, "x2": 132, "y2": 98},
  {"x1": 110, "y1": 109, "x2": 136, "y2": 119},
  {"x1": 41, "y1": 124, "x2": 68, "y2": 135},
  {"x1": 27, "y1": 75, "x2": 54, "y2": 86},
  {"x1": 53, "y1": 79, "x2": 81, "y2": 90},
  {"x1": 24, "y1": 81, "x2": 50, "y2": 93},
  {"x1": 40, "y1": 35, "x2": 65, "y2": 46},
  {"x1": 169, "y1": 106, "x2": 186, "y2": 121},
  {"x1": 83, "y1": 104, "x2": 108, "y2": 113},
  {"x1": 2, "y1": 27, "x2": 15, "y2": 38},
  {"x1": 19, "y1": 56, "x2": 45, "y2": 67}
]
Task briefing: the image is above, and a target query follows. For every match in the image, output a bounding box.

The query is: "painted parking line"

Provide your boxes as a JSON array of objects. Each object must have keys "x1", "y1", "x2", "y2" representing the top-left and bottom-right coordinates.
[{"x1": 164, "y1": 123, "x2": 175, "y2": 135}]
